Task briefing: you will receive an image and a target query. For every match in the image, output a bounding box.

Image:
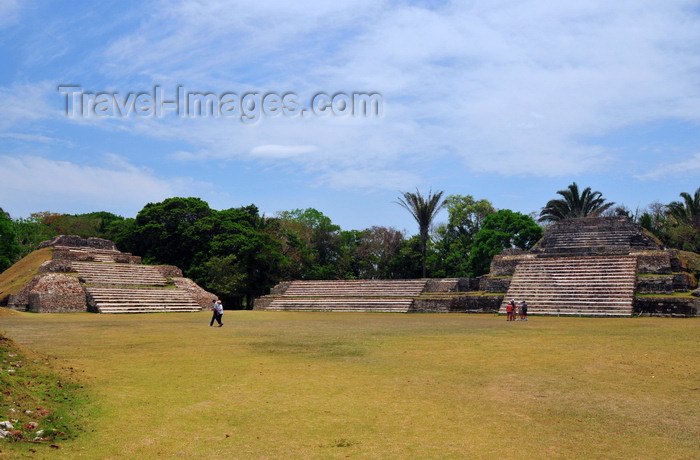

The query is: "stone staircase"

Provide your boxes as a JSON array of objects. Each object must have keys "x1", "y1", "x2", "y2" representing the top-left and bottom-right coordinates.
[
  {"x1": 71, "y1": 261, "x2": 168, "y2": 286},
  {"x1": 70, "y1": 258, "x2": 201, "y2": 314},
  {"x1": 263, "y1": 279, "x2": 428, "y2": 312},
  {"x1": 9, "y1": 235, "x2": 212, "y2": 314},
  {"x1": 530, "y1": 217, "x2": 658, "y2": 257},
  {"x1": 500, "y1": 256, "x2": 637, "y2": 316},
  {"x1": 54, "y1": 245, "x2": 122, "y2": 263},
  {"x1": 85, "y1": 286, "x2": 201, "y2": 314}
]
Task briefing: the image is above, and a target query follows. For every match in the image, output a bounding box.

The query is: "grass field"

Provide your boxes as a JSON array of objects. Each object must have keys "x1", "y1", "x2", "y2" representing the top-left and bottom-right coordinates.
[{"x1": 0, "y1": 310, "x2": 698, "y2": 459}]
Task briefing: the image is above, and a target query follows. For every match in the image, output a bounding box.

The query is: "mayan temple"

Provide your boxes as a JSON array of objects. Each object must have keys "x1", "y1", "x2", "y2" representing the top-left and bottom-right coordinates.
[
  {"x1": 7, "y1": 235, "x2": 215, "y2": 313},
  {"x1": 256, "y1": 217, "x2": 698, "y2": 316},
  {"x1": 487, "y1": 216, "x2": 694, "y2": 316}
]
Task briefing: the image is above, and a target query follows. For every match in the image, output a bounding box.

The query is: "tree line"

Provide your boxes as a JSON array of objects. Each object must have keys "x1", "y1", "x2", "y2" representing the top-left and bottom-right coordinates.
[{"x1": 0, "y1": 184, "x2": 698, "y2": 308}]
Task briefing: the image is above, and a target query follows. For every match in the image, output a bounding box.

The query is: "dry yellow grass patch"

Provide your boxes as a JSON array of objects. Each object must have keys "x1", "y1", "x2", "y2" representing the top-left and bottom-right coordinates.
[
  {"x1": 0, "y1": 247, "x2": 53, "y2": 304},
  {"x1": 0, "y1": 312, "x2": 697, "y2": 459}
]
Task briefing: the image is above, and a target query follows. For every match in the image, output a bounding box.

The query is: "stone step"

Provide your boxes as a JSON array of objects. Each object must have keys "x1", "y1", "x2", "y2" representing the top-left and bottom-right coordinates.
[
  {"x1": 71, "y1": 262, "x2": 167, "y2": 286},
  {"x1": 282, "y1": 280, "x2": 428, "y2": 298},
  {"x1": 268, "y1": 297, "x2": 414, "y2": 312},
  {"x1": 85, "y1": 287, "x2": 201, "y2": 313},
  {"x1": 98, "y1": 306, "x2": 200, "y2": 314},
  {"x1": 54, "y1": 246, "x2": 127, "y2": 262},
  {"x1": 501, "y1": 256, "x2": 636, "y2": 317}
]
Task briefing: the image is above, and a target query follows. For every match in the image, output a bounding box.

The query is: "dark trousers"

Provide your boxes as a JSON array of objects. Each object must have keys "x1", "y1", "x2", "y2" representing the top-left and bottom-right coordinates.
[{"x1": 210, "y1": 312, "x2": 222, "y2": 326}]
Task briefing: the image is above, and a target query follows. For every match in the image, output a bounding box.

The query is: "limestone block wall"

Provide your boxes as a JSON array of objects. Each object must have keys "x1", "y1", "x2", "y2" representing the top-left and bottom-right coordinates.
[
  {"x1": 423, "y1": 278, "x2": 477, "y2": 292},
  {"x1": 38, "y1": 260, "x2": 75, "y2": 273},
  {"x1": 463, "y1": 294, "x2": 503, "y2": 313},
  {"x1": 636, "y1": 275, "x2": 674, "y2": 294},
  {"x1": 113, "y1": 254, "x2": 141, "y2": 264},
  {"x1": 154, "y1": 265, "x2": 184, "y2": 277},
  {"x1": 410, "y1": 294, "x2": 502, "y2": 313},
  {"x1": 667, "y1": 250, "x2": 688, "y2": 272},
  {"x1": 489, "y1": 254, "x2": 528, "y2": 277},
  {"x1": 635, "y1": 252, "x2": 672, "y2": 274},
  {"x1": 51, "y1": 248, "x2": 140, "y2": 264},
  {"x1": 270, "y1": 281, "x2": 292, "y2": 295},
  {"x1": 7, "y1": 276, "x2": 42, "y2": 311},
  {"x1": 673, "y1": 273, "x2": 695, "y2": 291},
  {"x1": 253, "y1": 296, "x2": 275, "y2": 310},
  {"x1": 480, "y1": 275, "x2": 511, "y2": 293},
  {"x1": 27, "y1": 274, "x2": 86, "y2": 313},
  {"x1": 634, "y1": 297, "x2": 699, "y2": 317},
  {"x1": 52, "y1": 249, "x2": 96, "y2": 262},
  {"x1": 39, "y1": 235, "x2": 117, "y2": 250}
]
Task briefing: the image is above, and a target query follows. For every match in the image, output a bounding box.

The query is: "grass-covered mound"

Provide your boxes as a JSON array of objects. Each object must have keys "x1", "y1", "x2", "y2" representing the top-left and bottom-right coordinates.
[
  {"x1": 0, "y1": 248, "x2": 53, "y2": 305},
  {"x1": 0, "y1": 328, "x2": 88, "y2": 456}
]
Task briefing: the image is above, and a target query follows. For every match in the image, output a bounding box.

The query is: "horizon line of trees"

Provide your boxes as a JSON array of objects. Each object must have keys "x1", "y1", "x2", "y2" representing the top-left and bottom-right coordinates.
[{"x1": 1, "y1": 184, "x2": 698, "y2": 308}]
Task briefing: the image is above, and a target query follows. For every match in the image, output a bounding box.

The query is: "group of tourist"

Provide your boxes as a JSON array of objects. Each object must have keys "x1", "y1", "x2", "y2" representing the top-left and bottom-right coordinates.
[{"x1": 506, "y1": 299, "x2": 528, "y2": 321}]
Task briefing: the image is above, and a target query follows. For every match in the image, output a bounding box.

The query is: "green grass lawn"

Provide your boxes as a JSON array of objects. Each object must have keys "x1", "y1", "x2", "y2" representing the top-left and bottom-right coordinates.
[{"x1": 1, "y1": 311, "x2": 698, "y2": 459}]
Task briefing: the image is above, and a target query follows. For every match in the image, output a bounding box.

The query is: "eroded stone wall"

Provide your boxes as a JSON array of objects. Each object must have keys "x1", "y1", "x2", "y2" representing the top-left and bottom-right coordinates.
[
  {"x1": 634, "y1": 297, "x2": 698, "y2": 317},
  {"x1": 154, "y1": 265, "x2": 184, "y2": 277},
  {"x1": 39, "y1": 235, "x2": 117, "y2": 251},
  {"x1": 480, "y1": 275, "x2": 511, "y2": 293},
  {"x1": 171, "y1": 277, "x2": 217, "y2": 309},
  {"x1": 27, "y1": 274, "x2": 86, "y2": 313}
]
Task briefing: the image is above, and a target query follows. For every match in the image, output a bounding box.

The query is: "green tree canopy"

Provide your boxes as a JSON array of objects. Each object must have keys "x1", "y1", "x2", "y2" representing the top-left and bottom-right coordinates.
[
  {"x1": 432, "y1": 195, "x2": 496, "y2": 277},
  {"x1": 539, "y1": 182, "x2": 615, "y2": 223},
  {"x1": 668, "y1": 187, "x2": 700, "y2": 229},
  {"x1": 126, "y1": 197, "x2": 213, "y2": 270},
  {"x1": 468, "y1": 210, "x2": 543, "y2": 276},
  {"x1": 274, "y1": 208, "x2": 341, "y2": 279},
  {"x1": 0, "y1": 209, "x2": 20, "y2": 272},
  {"x1": 666, "y1": 187, "x2": 700, "y2": 252},
  {"x1": 121, "y1": 197, "x2": 285, "y2": 308}
]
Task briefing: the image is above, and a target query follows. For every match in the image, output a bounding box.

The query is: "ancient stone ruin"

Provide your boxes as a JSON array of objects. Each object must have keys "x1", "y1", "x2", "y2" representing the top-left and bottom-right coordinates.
[
  {"x1": 483, "y1": 217, "x2": 697, "y2": 316},
  {"x1": 7, "y1": 235, "x2": 215, "y2": 313},
  {"x1": 256, "y1": 217, "x2": 698, "y2": 317}
]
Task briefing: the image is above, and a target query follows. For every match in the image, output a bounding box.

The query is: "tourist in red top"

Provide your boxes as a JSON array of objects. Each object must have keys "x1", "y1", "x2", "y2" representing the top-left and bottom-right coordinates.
[{"x1": 506, "y1": 299, "x2": 515, "y2": 321}]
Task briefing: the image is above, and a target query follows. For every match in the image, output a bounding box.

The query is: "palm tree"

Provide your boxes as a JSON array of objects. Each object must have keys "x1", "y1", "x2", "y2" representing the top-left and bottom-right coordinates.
[
  {"x1": 396, "y1": 188, "x2": 446, "y2": 277},
  {"x1": 538, "y1": 182, "x2": 615, "y2": 223},
  {"x1": 667, "y1": 187, "x2": 700, "y2": 229}
]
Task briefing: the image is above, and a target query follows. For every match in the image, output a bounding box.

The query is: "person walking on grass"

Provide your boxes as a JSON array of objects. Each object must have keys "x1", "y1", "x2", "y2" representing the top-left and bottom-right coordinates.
[
  {"x1": 209, "y1": 299, "x2": 224, "y2": 327},
  {"x1": 520, "y1": 300, "x2": 528, "y2": 321}
]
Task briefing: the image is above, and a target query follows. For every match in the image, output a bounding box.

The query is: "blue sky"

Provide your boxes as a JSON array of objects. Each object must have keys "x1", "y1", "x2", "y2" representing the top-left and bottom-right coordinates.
[{"x1": 1, "y1": 0, "x2": 699, "y2": 234}]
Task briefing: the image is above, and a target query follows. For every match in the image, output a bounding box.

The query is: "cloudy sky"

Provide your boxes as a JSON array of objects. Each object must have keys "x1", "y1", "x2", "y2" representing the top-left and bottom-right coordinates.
[{"x1": 1, "y1": 0, "x2": 699, "y2": 233}]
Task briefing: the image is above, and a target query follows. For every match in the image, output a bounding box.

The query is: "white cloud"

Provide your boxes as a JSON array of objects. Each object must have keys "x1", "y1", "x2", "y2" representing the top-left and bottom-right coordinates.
[
  {"x1": 250, "y1": 144, "x2": 318, "y2": 159},
  {"x1": 0, "y1": 155, "x2": 208, "y2": 217},
  {"x1": 635, "y1": 152, "x2": 700, "y2": 181},
  {"x1": 0, "y1": 132, "x2": 73, "y2": 146},
  {"x1": 0, "y1": 0, "x2": 20, "y2": 28},
  {"x1": 82, "y1": 0, "x2": 700, "y2": 184},
  {"x1": 319, "y1": 168, "x2": 421, "y2": 191},
  {"x1": 2, "y1": 0, "x2": 699, "y2": 229},
  {"x1": 0, "y1": 81, "x2": 55, "y2": 129}
]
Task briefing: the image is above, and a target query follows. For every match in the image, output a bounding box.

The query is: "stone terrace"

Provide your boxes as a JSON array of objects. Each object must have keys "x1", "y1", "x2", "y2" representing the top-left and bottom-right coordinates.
[
  {"x1": 257, "y1": 279, "x2": 429, "y2": 312},
  {"x1": 254, "y1": 218, "x2": 698, "y2": 316},
  {"x1": 9, "y1": 235, "x2": 212, "y2": 313},
  {"x1": 529, "y1": 217, "x2": 659, "y2": 256},
  {"x1": 85, "y1": 286, "x2": 201, "y2": 314},
  {"x1": 499, "y1": 256, "x2": 637, "y2": 316},
  {"x1": 71, "y1": 261, "x2": 168, "y2": 286},
  {"x1": 494, "y1": 217, "x2": 696, "y2": 317},
  {"x1": 70, "y1": 259, "x2": 203, "y2": 314}
]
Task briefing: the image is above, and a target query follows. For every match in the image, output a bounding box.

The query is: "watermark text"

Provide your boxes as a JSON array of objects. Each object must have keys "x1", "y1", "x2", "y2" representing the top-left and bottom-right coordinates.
[{"x1": 57, "y1": 85, "x2": 383, "y2": 124}]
